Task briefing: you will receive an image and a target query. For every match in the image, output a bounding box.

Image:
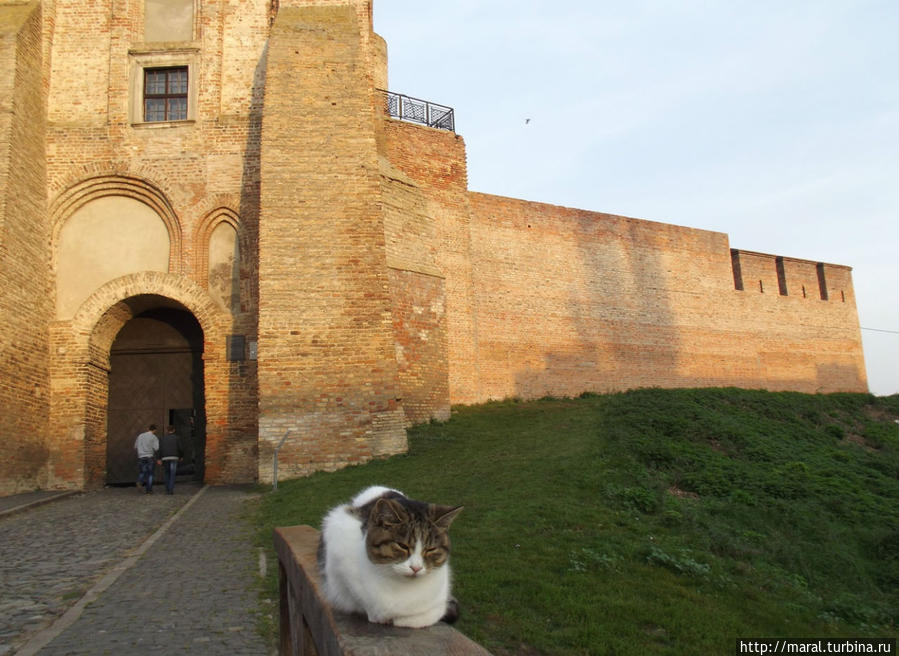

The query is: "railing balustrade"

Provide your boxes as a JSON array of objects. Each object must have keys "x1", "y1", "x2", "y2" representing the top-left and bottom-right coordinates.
[{"x1": 379, "y1": 89, "x2": 455, "y2": 132}]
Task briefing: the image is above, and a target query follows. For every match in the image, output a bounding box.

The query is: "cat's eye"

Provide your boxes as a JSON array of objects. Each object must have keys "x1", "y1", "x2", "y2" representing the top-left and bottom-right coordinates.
[{"x1": 394, "y1": 542, "x2": 410, "y2": 553}]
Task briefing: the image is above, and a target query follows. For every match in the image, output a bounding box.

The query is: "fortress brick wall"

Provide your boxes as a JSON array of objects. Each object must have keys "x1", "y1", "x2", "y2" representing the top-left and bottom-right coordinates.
[
  {"x1": 258, "y1": 1, "x2": 406, "y2": 481},
  {"x1": 379, "y1": 146, "x2": 451, "y2": 425},
  {"x1": 461, "y1": 193, "x2": 865, "y2": 399},
  {"x1": 376, "y1": 118, "x2": 480, "y2": 407},
  {"x1": 0, "y1": 3, "x2": 50, "y2": 493},
  {"x1": 0, "y1": 0, "x2": 867, "y2": 495},
  {"x1": 374, "y1": 115, "x2": 865, "y2": 405}
]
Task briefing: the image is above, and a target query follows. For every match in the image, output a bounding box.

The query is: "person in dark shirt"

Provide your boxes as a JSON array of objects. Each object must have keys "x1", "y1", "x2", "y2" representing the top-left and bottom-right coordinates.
[{"x1": 157, "y1": 425, "x2": 184, "y2": 495}]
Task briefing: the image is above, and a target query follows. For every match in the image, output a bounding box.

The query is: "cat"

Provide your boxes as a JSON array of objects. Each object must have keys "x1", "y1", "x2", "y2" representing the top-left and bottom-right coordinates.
[{"x1": 318, "y1": 485, "x2": 463, "y2": 628}]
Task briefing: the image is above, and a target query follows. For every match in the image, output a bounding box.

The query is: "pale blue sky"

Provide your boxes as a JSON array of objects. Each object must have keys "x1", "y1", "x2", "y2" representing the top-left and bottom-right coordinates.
[{"x1": 374, "y1": 1, "x2": 899, "y2": 396}]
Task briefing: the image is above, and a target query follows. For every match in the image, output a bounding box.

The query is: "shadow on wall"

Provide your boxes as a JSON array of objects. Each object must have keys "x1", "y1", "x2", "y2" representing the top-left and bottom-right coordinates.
[
  {"x1": 0, "y1": 443, "x2": 50, "y2": 494},
  {"x1": 505, "y1": 204, "x2": 869, "y2": 398},
  {"x1": 814, "y1": 362, "x2": 867, "y2": 394},
  {"x1": 513, "y1": 212, "x2": 681, "y2": 399},
  {"x1": 220, "y1": 41, "x2": 266, "y2": 483}
]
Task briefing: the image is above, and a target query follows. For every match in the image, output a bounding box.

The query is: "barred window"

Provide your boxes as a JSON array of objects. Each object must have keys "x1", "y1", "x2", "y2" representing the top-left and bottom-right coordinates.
[{"x1": 144, "y1": 67, "x2": 188, "y2": 122}]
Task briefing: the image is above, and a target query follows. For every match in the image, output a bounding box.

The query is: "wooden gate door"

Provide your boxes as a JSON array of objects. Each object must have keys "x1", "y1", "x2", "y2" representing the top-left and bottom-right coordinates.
[
  {"x1": 106, "y1": 310, "x2": 204, "y2": 485},
  {"x1": 169, "y1": 407, "x2": 204, "y2": 480}
]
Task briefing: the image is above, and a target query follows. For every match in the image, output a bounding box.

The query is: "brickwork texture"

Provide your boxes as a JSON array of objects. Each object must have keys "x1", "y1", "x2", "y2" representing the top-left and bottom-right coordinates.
[{"x1": 0, "y1": 0, "x2": 867, "y2": 495}]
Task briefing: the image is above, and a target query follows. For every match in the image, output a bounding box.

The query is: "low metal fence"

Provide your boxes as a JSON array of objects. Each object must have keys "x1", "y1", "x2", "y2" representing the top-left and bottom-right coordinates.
[{"x1": 379, "y1": 89, "x2": 455, "y2": 132}]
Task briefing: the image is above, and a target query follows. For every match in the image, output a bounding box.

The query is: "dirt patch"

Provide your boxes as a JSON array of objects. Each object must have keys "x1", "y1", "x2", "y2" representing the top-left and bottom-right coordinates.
[
  {"x1": 844, "y1": 433, "x2": 880, "y2": 452},
  {"x1": 864, "y1": 405, "x2": 899, "y2": 423},
  {"x1": 707, "y1": 437, "x2": 729, "y2": 455},
  {"x1": 667, "y1": 484, "x2": 700, "y2": 500}
]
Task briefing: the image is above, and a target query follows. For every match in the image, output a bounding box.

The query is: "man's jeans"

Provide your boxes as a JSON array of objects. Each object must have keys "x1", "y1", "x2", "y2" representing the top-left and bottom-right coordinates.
[
  {"x1": 137, "y1": 457, "x2": 155, "y2": 492},
  {"x1": 162, "y1": 459, "x2": 178, "y2": 494}
]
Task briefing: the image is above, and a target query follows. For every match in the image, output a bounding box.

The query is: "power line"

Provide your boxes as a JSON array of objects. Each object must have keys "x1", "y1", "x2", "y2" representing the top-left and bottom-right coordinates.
[{"x1": 861, "y1": 326, "x2": 899, "y2": 335}]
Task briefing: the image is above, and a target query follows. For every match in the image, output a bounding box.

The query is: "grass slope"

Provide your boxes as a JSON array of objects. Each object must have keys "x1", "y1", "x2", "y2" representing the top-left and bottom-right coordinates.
[{"x1": 255, "y1": 388, "x2": 899, "y2": 655}]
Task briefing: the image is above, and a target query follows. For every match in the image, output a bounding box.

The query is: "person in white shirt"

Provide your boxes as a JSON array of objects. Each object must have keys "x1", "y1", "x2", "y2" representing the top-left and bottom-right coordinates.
[{"x1": 134, "y1": 424, "x2": 159, "y2": 494}]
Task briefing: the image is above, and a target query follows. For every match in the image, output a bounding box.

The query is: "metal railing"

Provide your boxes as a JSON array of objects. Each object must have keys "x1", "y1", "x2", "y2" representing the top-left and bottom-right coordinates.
[{"x1": 379, "y1": 89, "x2": 455, "y2": 132}]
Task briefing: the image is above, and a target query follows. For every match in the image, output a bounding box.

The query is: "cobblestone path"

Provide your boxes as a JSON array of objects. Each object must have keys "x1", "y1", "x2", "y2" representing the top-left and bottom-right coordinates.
[{"x1": 0, "y1": 484, "x2": 274, "y2": 655}]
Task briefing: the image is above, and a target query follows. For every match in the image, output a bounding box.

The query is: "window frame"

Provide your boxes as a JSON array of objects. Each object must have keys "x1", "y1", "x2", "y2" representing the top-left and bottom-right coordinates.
[
  {"x1": 128, "y1": 47, "x2": 199, "y2": 127},
  {"x1": 143, "y1": 66, "x2": 189, "y2": 122}
]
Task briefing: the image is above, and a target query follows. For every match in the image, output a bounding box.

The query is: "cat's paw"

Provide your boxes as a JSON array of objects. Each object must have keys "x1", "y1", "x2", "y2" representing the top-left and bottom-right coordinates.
[
  {"x1": 392, "y1": 607, "x2": 444, "y2": 628},
  {"x1": 366, "y1": 613, "x2": 394, "y2": 626},
  {"x1": 392, "y1": 616, "x2": 432, "y2": 628}
]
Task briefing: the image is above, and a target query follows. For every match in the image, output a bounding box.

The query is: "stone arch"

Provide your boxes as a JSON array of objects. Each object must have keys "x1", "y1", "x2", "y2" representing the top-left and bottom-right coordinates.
[
  {"x1": 51, "y1": 272, "x2": 233, "y2": 488},
  {"x1": 72, "y1": 271, "x2": 228, "y2": 356},
  {"x1": 50, "y1": 175, "x2": 183, "y2": 275},
  {"x1": 193, "y1": 206, "x2": 247, "y2": 297}
]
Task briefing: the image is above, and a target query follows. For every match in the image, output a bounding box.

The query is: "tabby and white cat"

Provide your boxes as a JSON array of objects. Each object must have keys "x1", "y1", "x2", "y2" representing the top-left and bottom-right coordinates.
[{"x1": 318, "y1": 485, "x2": 463, "y2": 628}]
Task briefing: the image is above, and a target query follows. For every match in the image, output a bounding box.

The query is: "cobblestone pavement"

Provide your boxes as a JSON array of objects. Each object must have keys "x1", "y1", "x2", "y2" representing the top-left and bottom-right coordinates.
[
  {"x1": 0, "y1": 491, "x2": 76, "y2": 518},
  {"x1": 0, "y1": 484, "x2": 275, "y2": 655}
]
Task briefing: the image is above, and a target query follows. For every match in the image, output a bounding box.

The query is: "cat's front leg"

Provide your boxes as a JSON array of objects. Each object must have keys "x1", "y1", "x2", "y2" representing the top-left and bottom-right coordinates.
[
  {"x1": 392, "y1": 606, "x2": 444, "y2": 629},
  {"x1": 365, "y1": 612, "x2": 394, "y2": 626}
]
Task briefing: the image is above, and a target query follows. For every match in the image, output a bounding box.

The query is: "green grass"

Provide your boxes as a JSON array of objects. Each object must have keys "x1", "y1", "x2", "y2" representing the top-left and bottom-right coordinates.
[{"x1": 253, "y1": 388, "x2": 899, "y2": 655}]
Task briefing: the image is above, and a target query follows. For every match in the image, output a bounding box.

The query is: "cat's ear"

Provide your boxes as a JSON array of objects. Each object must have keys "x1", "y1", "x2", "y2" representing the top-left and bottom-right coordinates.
[
  {"x1": 431, "y1": 505, "x2": 463, "y2": 529},
  {"x1": 372, "y1": 498, "x2": 405, "y2": 527}
]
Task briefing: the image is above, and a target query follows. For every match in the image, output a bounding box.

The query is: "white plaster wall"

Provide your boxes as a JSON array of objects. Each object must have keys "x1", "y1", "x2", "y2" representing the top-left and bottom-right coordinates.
[
  {"x1": 208, "y1": 221, "x2": 239, "y2": 312},
  {"x1": 56, "y1": 196, "x2": 170, "y2": 318},
  {"x1": 145, "y1": 0, "x2": 194, "y2": 43}
]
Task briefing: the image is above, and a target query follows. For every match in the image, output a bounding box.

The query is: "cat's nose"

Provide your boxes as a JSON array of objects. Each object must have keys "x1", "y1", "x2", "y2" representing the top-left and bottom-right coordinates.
[{"x1": 410, "y1": 564, "x2": 422, "y2": 574}]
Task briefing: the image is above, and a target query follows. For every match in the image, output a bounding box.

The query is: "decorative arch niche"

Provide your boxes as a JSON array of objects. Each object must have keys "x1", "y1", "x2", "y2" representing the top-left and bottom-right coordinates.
[
  {"x1": 56, "y1": 197, "x2": 169, "y2": 318},
  {"x1": 195, "y1": 207, "x2": 244, "y2": 314},
  {"x1": 209, "y1": 222, "x2": 240, "y2": 313},
  {"x1": 50, "y1": 175, "x2": 183, "y2": 320}
]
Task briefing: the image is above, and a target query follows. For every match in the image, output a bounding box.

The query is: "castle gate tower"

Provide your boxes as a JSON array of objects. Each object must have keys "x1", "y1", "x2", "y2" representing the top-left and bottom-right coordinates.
[{"x1": 0, "y1": 0, "x2": 867, "y2": 495}]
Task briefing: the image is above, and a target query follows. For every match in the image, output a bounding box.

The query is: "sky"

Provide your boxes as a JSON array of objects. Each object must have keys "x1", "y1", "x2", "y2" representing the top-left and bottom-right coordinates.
[{"x1": 373, "y1": 1, "x2": 899, "y2": 396}]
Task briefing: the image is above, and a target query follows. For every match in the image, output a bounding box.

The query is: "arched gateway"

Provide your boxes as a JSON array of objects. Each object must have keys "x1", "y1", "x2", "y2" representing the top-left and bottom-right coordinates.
[
  {"x1": 46, "y1": 273, "x2": 236, "y2": 489},
  {"x1": 106, "y1": 303, "x2": 205, "y2": 484}
]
